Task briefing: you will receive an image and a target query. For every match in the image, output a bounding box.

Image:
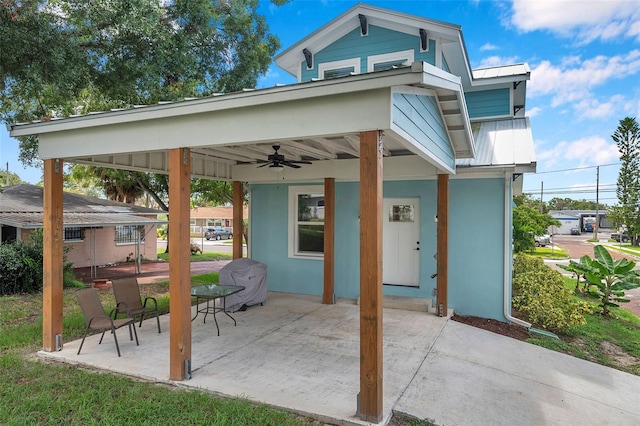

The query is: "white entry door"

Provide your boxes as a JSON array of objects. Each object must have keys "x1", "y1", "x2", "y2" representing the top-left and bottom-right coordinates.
[{"x1": 383, "y1": 198, "x2": 420, "y2": 287}]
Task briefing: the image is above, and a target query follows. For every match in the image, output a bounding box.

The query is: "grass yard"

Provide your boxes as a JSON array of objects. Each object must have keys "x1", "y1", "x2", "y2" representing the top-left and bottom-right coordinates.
[
  {"x1": 527, "y1": 276, "x2": 640, "y2": 376},
  {"x1": 601, "y1": 243, "x2": 640, "y2": 258},
  {"x1": 0, "y1": 273, "x2": 321, "y2": 425},
  {"x1": 156, "y1": 249, "x2": 232, "y2": 262},
  {"x1": 529, "y1": 246, "x2": 569, "y2": 259}
]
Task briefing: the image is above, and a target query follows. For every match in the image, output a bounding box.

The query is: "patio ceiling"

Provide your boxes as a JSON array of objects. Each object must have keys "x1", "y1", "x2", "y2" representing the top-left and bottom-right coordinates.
[{"x1": 10, "y1": 63, "x2": 473, "y2": 182}]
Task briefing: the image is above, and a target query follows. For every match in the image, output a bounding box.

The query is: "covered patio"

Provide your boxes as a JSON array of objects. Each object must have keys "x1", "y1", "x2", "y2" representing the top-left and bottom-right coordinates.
[
  {"x1": 39, "y1": 293, "x2": 448, "y2": 425},
  {"x1": 10, "y1": 64, "x2": 466, "y2": 422}
]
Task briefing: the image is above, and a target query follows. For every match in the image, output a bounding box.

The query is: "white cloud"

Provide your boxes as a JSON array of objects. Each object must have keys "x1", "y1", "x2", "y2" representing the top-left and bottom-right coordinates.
[
  {"x1": 527, "y1": 106, "x2": 542, "y2": 117},
  {"x1": 536, "y1": 136, "x2": 620, "y2": 168},
  {"x1": 574, "y1": 94, "x2": 625, "y2": 119},
  {"x1": 510, "y1": 0, "x2": 640, "y2": 43},
  {"x1": 480, "y1": 43, "x2": 498, "y2": 51},
  {"x1": 528, "y1": 50, "x2": 640, "y2": 108},
  {"x1": 476, "y1": 55, "x2": 520, "y2": 68}
]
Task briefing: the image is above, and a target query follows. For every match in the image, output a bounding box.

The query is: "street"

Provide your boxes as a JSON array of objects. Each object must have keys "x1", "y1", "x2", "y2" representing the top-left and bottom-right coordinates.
[{"x1": 156, "y1": 237, "x2": 237, "y2": 254}]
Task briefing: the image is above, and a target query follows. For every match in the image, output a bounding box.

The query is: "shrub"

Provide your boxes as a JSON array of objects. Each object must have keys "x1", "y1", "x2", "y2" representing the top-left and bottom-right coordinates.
[
  {"x1": 513, "y1": 254, "x2": 592, "y2": 332},
  {"x1": 0, "y1": 230, "x2": 75, "y2": 295}
]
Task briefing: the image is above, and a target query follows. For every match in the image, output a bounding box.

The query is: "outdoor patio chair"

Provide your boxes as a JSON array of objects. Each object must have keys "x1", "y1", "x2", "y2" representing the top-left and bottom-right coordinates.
[
  {"x1": 111, "y1": 277, "x2": 161, "y2": 333},
  {"x1": 75, "y1": 287, "x2": 139, "y2": 357}
]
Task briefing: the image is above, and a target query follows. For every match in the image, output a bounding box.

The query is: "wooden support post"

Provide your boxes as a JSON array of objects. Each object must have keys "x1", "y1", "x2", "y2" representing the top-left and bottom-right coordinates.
[
  {"x1": 437, "y1": 174, "x2": 449, "y2": 316},
  {"x1": 358, "y1": 130, "x2": 383, "y2": 423},
  {"x1": 232, "y1": 181, "x2": 243, "y2": 259},
  {"x1": 42, "y1": 158, "x2": 64, "y2": 352},
  {"x1": 323, "y1": 178, "x2": 335, "y2": 304},
  {"x1": 168, "y1": 148, "x2": 192, "y2": 380}
]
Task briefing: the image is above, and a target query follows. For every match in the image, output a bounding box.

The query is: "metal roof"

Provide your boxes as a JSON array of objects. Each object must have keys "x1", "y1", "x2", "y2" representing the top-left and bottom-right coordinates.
[
  {"x1": 472, "y1": 64, "x2": 531, "y2": 80},
  {"x1": 456, "y1": 118, "x2": 536, "y2": 173}
]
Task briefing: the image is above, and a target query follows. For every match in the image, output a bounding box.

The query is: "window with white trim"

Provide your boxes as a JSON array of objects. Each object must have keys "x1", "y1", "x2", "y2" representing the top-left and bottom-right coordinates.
[
  {"x1": 318, "y1": 58, "x2": 360, "y2": 80},
  {"x1": 115, "y1": 225, "x2": 145, "y2": 245},
  {"x1": 289, "y1": 186, "x2": 324, "y2": 258},
  {"x1": 367, "y1": 50, "x2": 414, "y2": 73}
]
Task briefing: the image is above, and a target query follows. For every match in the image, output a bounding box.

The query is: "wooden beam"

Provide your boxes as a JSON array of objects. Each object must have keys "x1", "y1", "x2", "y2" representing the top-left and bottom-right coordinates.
[
  {"x1": 323, "y1": 178, "x2": 335, "y2": 304},
  {"x1": 42, "y1": 158, "x2": 64, "y2": 352},
  {"x1": 233, "y1": 181, "x2": 244, "y2": 259},
  {"x1": 168, "y1": 148, "x2": 192, "y2": 380},
  {"x1": 437, "y1": 174, "x2": 449, "y2": 316},
  {"x1": 358, "y1": 130, "x2": 383, "y2": 423}
]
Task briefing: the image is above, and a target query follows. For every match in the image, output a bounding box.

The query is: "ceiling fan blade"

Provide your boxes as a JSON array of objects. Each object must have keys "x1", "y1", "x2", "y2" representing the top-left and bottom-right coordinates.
[
  {"x1": 257, "y1": 162, "x2": 272, "y2": 168},
  {"x1": 288, "y1": 160, "x2": 312, "y2": 165},
  {"x1": 284, "y1": 162, "x2": 301, "y2": 169}
]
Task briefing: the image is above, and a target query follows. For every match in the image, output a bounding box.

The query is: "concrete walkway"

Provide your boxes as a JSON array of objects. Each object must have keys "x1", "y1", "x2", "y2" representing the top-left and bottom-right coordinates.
[{"x1": 39, "y1": 293, "x2": 640, "y2": 425}]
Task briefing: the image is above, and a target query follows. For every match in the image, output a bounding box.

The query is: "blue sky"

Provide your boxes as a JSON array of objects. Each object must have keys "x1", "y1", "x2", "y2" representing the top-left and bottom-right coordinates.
[{"x1": 3, "y1": 0, "x2": 640, "y2": 208}]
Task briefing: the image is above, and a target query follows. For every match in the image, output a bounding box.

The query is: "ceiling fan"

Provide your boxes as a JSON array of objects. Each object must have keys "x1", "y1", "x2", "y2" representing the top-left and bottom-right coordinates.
[{"x1": 257, "y1": 145, "x2": 311, "y2": 170}]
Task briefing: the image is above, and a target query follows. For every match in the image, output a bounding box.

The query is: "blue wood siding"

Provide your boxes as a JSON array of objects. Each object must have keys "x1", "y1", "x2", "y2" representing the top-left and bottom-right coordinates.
[
  {"x1": 465, "y1": 88, "x2": 511, "y2": 119},
  {"x1": 250, "y1": 177, "x2": 509, "y2": 321},
  {"x1": 392, "y1": 92, "x2": 455, "y2": 170},
  {"x1": 300, "y1": 25, "x2": 436, "y2": 81}
]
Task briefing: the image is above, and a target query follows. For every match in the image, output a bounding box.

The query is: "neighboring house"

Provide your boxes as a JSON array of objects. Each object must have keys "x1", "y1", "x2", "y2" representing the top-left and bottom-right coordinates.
[
  {"x1": 547, "y1": 210, "x2": 610, "y2": 235},
  {"x1": 190, "y1": 206, "x2": 248, "y2": 234},
  {"x1": 9, "y1": 4, "x2": 536, "y2": 420},
  {"x1": 0, "y1": 184, "x2": 164, "y2": 268}
]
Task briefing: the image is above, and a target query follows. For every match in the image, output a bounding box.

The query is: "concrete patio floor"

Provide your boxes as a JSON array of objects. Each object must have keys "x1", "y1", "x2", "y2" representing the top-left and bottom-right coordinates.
[{"x1": 39, "y1": 292, "x2": 640, "y2": 425}]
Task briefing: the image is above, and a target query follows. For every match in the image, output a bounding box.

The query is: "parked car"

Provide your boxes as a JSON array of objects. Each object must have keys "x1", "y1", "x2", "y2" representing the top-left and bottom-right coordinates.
[
  {"x1": 534, "y1": 234, "x2": 551, "y2": 247},
  {"x1": 610, "y1": 232, "x2": 630, "y2": 243},
  {"x1": 570, "y1": 227, "x2": 581, "y2": 235},
  {"x1": 204, "y1": 227, "x2": 232, "y2": 240}
]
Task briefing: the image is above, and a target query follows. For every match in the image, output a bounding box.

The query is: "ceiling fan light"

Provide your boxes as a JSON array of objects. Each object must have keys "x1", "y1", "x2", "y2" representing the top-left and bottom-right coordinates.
[{"x1": 270, "y1": 164, "x2": 284, "y2": 172}]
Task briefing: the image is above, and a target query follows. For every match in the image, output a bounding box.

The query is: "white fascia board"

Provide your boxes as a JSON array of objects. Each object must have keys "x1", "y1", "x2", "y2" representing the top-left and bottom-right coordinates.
[
  {"x1": 36, "y1": 87, "x2": 394, "y2": 160},
  {"x1": 12, "y1": 70, "x2": 422, "y2": 138},
  {"x1": 471, "y1": 74, "x2": 531, "y2": 88},
  {"x1": 233, "y1": 155, "x2": 440, "y2": 183}
]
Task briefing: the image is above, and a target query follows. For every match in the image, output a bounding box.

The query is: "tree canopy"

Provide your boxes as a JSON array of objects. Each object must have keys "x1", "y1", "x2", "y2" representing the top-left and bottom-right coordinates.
[
  {"x1": 1, "y1": 0, "x2": 288, "y2": 167},
  {"x1": 1, "y1": 0, "x2": 287, "y2": 206},
  {"x1": 512, "y1": 204, "x2": 560, "y2": 253},
  {"x1": 609, "y1": 116, "x2": 640, "y2": 244}
]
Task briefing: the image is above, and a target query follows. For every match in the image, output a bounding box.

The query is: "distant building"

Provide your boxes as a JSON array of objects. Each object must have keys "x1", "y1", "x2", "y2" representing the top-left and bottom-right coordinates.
[
  {"x1": 547, "y1": 210, "x2": 610, "y2": 234},
  {"x1": 190, "y1": 206, "x2": 248, "y2": 235},
  {"x1": 0, "y1": 184, "x2": 164, "y2": 269}
]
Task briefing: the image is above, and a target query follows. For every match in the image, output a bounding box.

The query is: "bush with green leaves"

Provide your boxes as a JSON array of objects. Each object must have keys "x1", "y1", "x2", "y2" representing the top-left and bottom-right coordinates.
[
  {"x1": 563, "y1": 245, "x2": 640, "y2": 316},
  {"x1": 513, "y1": 254, "x2": 592, "y2": 331},
  {"x1": 0, "y1": 230, "x2": 75, "y2": 295}
]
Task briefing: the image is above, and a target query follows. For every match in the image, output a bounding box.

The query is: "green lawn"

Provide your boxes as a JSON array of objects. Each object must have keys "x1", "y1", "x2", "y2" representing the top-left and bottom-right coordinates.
[
  {"x1": 526, "y1": 276, "x2": 640, "y2": 376},
  {"x1": 0, "y1": 274, "x2": 320, "y2": 425},
  {"x1": 528, "y1": 246, "x2": 569, "y2": 259},
  {"x1": 156, "y1": 249, "x2": 232, "y2": 262}
]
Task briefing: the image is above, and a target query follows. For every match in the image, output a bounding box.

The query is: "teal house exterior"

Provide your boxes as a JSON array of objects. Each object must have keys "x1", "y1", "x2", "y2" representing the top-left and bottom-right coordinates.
[
  {"x1": 246, "y1": 4, "x2": 536, "y2": 322},
  {"x1": 10, "y1": 4, "x2": 536, "y2": 422}
]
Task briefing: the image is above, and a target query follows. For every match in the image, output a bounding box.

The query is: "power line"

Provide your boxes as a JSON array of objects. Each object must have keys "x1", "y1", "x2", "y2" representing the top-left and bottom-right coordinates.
[{"x1": 532, "y1": 162, "x2": 621, "y2": 175}]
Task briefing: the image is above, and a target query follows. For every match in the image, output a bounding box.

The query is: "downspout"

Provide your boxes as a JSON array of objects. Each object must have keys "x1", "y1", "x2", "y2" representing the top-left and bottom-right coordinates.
[{"x1": 504, "y1": 172, "x2": 531, "y2": 328}]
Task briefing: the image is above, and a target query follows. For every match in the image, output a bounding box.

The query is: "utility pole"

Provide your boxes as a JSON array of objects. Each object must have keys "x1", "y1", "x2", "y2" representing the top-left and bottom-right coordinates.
[
  {"x1": 540, "y1": 181, "x2": 544, "y2": 213},
  {"x1": 594, "y1": 166, "x2": 600, "y2": 240}
]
